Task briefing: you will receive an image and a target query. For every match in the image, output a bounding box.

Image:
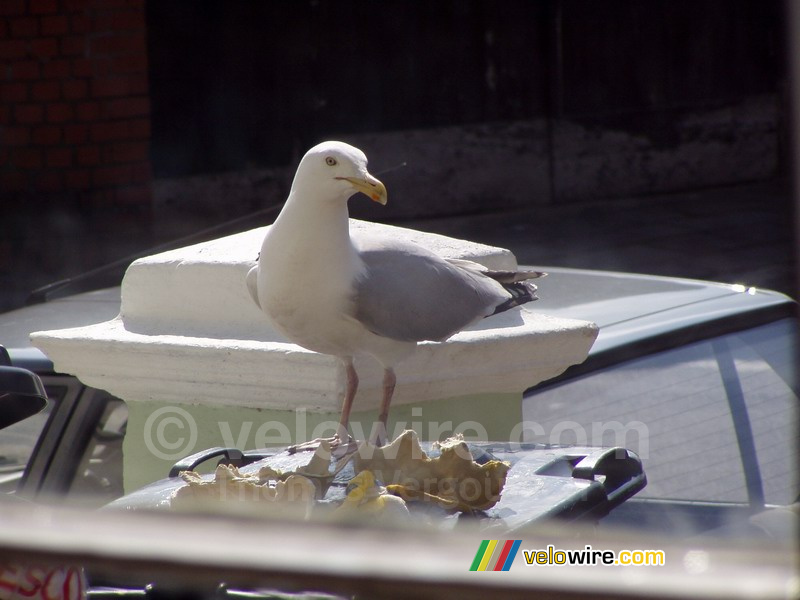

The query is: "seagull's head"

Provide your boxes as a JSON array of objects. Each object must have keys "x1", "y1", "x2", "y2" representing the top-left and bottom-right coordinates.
[{"x1": 294, "y1": 141, "x2": 388, "y2": 206}]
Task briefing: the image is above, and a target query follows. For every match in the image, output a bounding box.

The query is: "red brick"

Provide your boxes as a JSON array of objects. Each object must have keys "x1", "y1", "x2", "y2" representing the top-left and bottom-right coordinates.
[
  {"x1": 0, "y1": 105, "x2": 7, "y2": 123},
  {"x1": 90, "y1": 120, "x2": 127, "y2": 141},
  {"x1": 90, "y1": 0, "x2": 143, "y2": 9},
  {"x1": 42, "y1": 59, "x2": 71, "y2": 79},
  {"x1": 32, "y1": 124, "x2": 61, "y2": 144},
  {"x1": 115, "y1": 183, "x2": 152, "y2": 206},
  {"x1": 76, "y1": 100, "x2": 100, "y2": 121},
  {"x1": 35, "y1": 171, "x2": 64, "y2": 192},
  {"x1": 46, "y1": 103, "x2": 74, "y2": 123},
  {"x1": 63, "y1": 80, "x2": 88, "y2": 100},
  {"x1": 64, "y1": 0, "x2": 91, "y2": 10},
  {"x1": 77, "y1": 144, "x2": 101, "y2": 166},
  {"x1": 0, "y1": 0, "x2": 26, "y2": 16},
  {"x1": 13, "y1": 147, "x2": 42, "y2": 169},
  {"x1": 3, "y1": 126, "x2": 31, "y2": 145},
  {"x1": 10, "y1": 17, "x2": 38, "y2": 37},
  {"x1": 0, "y1": 171, "x2": 28, "y2": 192},
  {"x1": 90, "y1": 33, "x2": 146, "y2": 57},
  {"x1": 31, "y1": 80, "x2": 61, "y2": 101},
  {"x1": 31, "y1": 37, "x2": 59, "y2": 58},
  {"x1": 91, "y1": 57, "x2": 112, "y2": 77},
  {"x1": 41, "y1": 14, "x2": 69, "y2": 35},
  {"x1": 130, "y1": 161, "x2": 151, "y2": 182},
  {"x1": 64, "y1": 123, "x2": 89, "y2": 143},
  {"x1": 111, "y1": 54, "x2": 147, "y2": 74},
  {"x1": 94, "y1": 10, "x2": 144, "y2": 32},
  {"x1": 105, "y1": 96, "x2": 149, "y2": 119},
  {"x1": 30, "y1": 0, "x2": 59, "y2": 14},
  {"x1": 91, "y1": 77, "x2": 129, "y2": 98},
  {"x1": 107, "y1": 140, "x2": 148, "y2": 163},
  {"x1": 70, "y1": 13, "x2": 92, "y2": 34},
  {"x1": 127, "y1": 117, "x2": 150, "y2": 139},
  {"x1": 15, "y1": 104, "x2": 43, "y2": 124},
  {"x1": 11, "y1": 61, "x2": 41, "y2": 80},
  {"x1": 0, "y1": 83, "x2": 28, "y2": 103},
  {"x1": 0, "y1": 40, "x2": 28, "y2": 60},
  {"x1": 71, "y1": 57, "x2": 94, "y2": 77},
  {"x1": 46, "y1": 147, "x2": 72, "y2": 167},
  {"x1": 65, "y1": 169, "x2": 91, "y2": 189},
  {"x1": 93, "y1": 164, "x2": 132, "y2": 186},
  {"x1": 86, "y1": 189, "x2": 114, "y2": 205},
  {"x1": 60, "y1": 36, "x2": 85, "y2": 56}
]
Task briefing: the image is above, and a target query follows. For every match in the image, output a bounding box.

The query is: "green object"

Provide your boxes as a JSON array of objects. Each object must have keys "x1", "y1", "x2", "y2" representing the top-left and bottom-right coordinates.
[
  {"x1": 122, "y1": 393, "x2": 522, "y2": 493},
  {"x1": 470, "y1": 540, "x2": 491, "y2": 571}
]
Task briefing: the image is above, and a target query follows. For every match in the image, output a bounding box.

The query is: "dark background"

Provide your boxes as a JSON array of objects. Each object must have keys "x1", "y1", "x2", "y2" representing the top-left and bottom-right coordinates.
[
  {"x1": 147, "y1": 1, "x2": 783, "y2": 177},
  {"x1": 0, "y1": 0, "x2": 795, "y2": 312}
]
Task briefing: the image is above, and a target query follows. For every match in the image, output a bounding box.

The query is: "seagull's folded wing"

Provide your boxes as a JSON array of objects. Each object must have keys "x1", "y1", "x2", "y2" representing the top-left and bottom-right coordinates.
[{"x1": 351, "y1": 235, "x2": 509, "y2": 343}]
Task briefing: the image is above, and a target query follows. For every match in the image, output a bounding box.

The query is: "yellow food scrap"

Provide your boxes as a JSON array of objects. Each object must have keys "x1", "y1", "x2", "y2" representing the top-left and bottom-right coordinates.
[
  {"x1": 354, "y1": 430, "x2": 509, "y2": 512},
  {"x1": 334, "y1": 470, "x2": 409, "y2": 521},
  {"x1": 171, "y1": 463, "x2": 316, "y2": 518}
]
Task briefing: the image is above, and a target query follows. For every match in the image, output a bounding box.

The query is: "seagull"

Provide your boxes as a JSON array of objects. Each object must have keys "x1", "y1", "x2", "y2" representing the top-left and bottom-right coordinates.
[{"x1": 247, "y1": 141, "x2": 544, "y2": 446}]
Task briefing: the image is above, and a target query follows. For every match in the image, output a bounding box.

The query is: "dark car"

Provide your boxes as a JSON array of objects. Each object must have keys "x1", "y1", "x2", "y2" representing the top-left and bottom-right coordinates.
[{"x1": 1, "y1": 266, "x2": 796, "y2": 542}]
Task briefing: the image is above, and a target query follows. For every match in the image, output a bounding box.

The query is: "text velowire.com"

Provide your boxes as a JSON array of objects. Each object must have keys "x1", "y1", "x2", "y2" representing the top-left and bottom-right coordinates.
[
  {"x1": 470, "y1": 541, "x2": 666, "y2": 571},
  {"x1": 522, "y1": 545, "x2": 665, "y2": 567}
]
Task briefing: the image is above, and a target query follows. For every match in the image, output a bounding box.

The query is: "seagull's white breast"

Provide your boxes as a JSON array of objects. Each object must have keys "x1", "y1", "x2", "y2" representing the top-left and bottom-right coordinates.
[{"x1": 256, "y1": 213, "x2": 368, "y2": 357}]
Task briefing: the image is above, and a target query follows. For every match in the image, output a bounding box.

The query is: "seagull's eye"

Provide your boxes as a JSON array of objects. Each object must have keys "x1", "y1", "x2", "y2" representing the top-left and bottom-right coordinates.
[{"x1": 325, "y1": 156, "x2": 337, "y2": 166}]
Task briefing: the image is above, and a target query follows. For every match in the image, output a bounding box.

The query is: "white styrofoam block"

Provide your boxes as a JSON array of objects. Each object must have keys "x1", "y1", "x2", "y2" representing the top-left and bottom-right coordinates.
[
  {"x1": 118, "y1": 220, "x2": 517, "y2": 340},
  {"x1": 31, "y1": 309, "x2": 596, "y2": 412},
  {"x1": 31, "y1": 220, "x2": 597, "y2": 412}
]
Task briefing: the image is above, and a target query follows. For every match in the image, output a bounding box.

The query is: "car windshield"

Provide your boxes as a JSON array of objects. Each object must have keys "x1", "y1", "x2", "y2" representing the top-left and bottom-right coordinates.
[{"x1": 522, "y1": 318, "x2": 799, "y2": 506}]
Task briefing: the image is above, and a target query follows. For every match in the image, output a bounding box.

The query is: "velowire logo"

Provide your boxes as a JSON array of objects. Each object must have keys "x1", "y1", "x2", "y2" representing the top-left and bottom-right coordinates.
[{"x1": 469, "y1": 539, "x2": 522, "y2": 571}]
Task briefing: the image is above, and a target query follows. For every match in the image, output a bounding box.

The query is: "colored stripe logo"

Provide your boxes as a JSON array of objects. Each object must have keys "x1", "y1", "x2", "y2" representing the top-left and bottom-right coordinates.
[{"x1": 470, "y1": 539, "x2": 522, "y2": 571}]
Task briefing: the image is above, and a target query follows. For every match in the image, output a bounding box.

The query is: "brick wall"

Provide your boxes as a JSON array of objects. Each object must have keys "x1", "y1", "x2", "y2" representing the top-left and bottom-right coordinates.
[{"x1": 0, "y1": 0, "x2": 152, "y2": 219}]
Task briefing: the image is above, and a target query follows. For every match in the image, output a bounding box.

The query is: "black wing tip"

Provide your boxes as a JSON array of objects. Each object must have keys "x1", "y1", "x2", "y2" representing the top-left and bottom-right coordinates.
[{"x1": 490, "y1": 281, "x2": 539, "y2": 316}]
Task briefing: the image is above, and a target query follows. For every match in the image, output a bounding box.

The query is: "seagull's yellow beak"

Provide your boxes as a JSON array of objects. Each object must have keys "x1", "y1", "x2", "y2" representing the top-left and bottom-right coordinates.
[{"x1": 336, "y1": 175, "x2": 388, "y2": 205}]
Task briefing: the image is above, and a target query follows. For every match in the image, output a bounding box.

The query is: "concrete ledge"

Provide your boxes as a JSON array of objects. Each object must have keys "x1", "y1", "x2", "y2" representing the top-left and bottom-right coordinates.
[
  {"x1": 31, "y1": 220, "x2": 596, "y2": 413},
  {"x1": 32, "y1": 308, "x2": 595, "y2": 413}
]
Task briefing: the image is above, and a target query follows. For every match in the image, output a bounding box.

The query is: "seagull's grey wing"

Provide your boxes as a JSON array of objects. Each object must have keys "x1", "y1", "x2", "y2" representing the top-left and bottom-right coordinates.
[
  {"x1": 246, "y1": 264, "x2": 260, "y2": 309},
  {"x1": 351, "y1": 237, "x2": 509, "y2": 343}
]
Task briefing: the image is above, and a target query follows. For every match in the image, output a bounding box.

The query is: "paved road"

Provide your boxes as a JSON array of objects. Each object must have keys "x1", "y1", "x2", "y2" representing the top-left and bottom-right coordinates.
[
  {"x1": 404, "y1": 178, "x2": 797, "y2": 299},
  {"x1": 1, "y1": 178, "x2": 796, "y2": 314}
]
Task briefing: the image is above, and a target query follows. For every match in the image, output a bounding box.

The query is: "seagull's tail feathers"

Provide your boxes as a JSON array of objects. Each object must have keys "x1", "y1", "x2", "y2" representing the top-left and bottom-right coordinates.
[
  {"x1": 445, "y1": 258, "x2": 546, "y2": 285},
  {"x1": 467, "y1": 267, "x2": 546, "y2": 316},
  {"x1": 490, "y1": 279, "x2": 540, "y2": 316},
  {"x1": 484, "y1": 268, "x2": 547, "y2": 284}
]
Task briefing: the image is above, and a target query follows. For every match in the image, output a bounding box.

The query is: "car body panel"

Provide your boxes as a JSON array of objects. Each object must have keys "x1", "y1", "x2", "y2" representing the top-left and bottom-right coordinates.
[{"x1": 1, "y1": 267, "x2": 796, "y2": 526}]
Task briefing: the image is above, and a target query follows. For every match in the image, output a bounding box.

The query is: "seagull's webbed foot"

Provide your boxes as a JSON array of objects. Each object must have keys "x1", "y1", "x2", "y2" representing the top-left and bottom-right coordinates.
[
  {"x1": 288, "y1": 432, "x2": 359, "y2": 456},
  {"x1": 287, "y1": 436, "x2": 338, "y2": 454}
]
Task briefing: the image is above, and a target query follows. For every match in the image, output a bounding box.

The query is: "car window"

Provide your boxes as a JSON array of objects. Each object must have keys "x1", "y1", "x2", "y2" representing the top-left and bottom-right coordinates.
[
  {"x1": 0, "y1": 387, "x2": 64, "y2": 493},
  {"x1": 67, "y1": 396, "x2": 127, "y2": 507},
  {"x1": 522, "y1": 318, "x2": 799, "y2": 506}
]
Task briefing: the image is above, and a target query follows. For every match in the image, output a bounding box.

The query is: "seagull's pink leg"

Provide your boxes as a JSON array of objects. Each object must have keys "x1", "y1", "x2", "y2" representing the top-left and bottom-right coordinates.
[
  {"x1": 289, "y1": 358, "x2": 358, "y2": 456},
  {"x1": 337, "y1": 358, "x2": 358, "y2": 440},
  {"x1": 370, "y1": 367, "x2": 396, "y2": 447}
]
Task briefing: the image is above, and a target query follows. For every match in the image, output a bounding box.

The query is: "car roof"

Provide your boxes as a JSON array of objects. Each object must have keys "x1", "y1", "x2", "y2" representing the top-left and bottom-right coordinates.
[
  {"x1": 1, "y1": 268, "x2": 795, "y2": 371},
  {"x1": 1, "y1": 287, "x2": 122, "y2": 370},
  {"x1": 528, "y1": 266, "x2": 796, "y2": 366}
]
